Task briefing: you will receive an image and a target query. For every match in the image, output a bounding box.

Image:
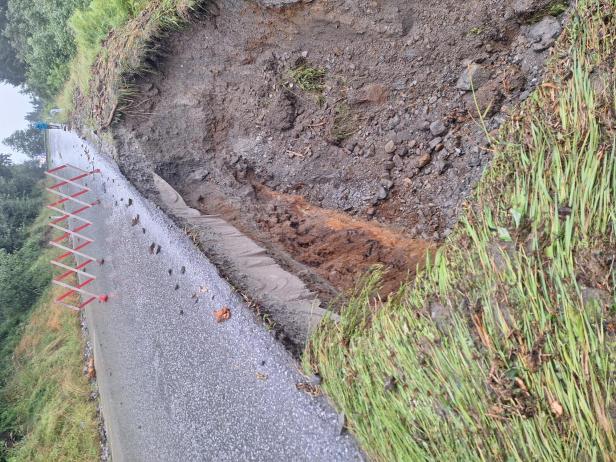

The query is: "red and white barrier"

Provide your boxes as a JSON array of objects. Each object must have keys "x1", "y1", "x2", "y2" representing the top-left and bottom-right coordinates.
[{"x1": 45, "y1": 164, "x2": 108, "y2": 311}]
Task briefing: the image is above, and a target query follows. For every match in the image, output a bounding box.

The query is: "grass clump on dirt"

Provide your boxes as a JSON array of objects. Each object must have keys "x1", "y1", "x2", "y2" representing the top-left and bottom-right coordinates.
[
  {"x1": 305, "y1": 1, "x2": 616, "y2": 460},
  {"x1": 330, "y1": 103, "x2": 356, "y2": 144},
  {"x1": 288, "y1": 63, "x2": 326, "y2": 93}
]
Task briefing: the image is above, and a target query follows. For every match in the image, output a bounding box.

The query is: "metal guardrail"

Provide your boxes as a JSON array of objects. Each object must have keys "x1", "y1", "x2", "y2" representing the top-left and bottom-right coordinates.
[{"x1": 45, "y1": 163, "x2": 108, "y2": 311}]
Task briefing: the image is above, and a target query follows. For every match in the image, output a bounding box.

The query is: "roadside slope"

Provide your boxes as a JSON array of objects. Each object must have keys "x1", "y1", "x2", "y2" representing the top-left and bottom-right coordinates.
[{"x1": 306, "y1": 1, "x2": 616, "y2": 460}]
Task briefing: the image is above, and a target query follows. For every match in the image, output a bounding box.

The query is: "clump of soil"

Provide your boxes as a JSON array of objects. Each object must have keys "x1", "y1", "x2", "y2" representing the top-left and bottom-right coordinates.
[{"x1": 112, "y1": 0, "x2": 565, "y2": 297}]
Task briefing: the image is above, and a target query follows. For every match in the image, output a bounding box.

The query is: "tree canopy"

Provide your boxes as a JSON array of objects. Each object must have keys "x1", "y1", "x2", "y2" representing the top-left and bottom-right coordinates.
[
  {"x1": 2, "y1": 126, "x2": 45, "y2": 159},
  {"x1": 0, "y1": 0, "x2": 25, "y2": 86},
  {"x1": 0, "y1": 156, "x2": 43, "y2": 252},
  {"x1": 1, "y1": 0, "x2": 88, "y2": 98}
]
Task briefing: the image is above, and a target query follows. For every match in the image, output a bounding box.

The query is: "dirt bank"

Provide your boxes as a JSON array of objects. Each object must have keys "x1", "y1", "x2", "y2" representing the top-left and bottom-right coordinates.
[{"x1": 111, "y1": 0, "x2": 565, "y2": 300}]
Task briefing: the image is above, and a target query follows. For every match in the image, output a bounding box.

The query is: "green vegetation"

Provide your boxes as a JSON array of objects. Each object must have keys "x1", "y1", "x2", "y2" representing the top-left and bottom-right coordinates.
[
  {"x1": 0, "y1": 0, "x2": 89, "y2": 99},
  {"x1": 0, "y1": 0, "x2": 25, "y2": 86},
  {"x1": 0, "y1": 203, "x2": 50, "y2": 380},
  {"x1": 545, "y1": 1, "x2": 569, "y2": 16},
  {"x1": 0, "y1": 0, "x2": 205, "y2": 122},
  {"x1": 0, "y1": 1, "x2": 208, "y2": 457},
  {"x1": 2, "y1": 128, "x2": 45, "y2": 160},
  {"x1": 289, "y1": 63, "x2": 326, "y2": 93},
  {"x1": 0, "y1": 157, "x2": 43, "y2": 253},
  {"x1": 0, "y1": 284, "x2": 101, "y2": 461},
  {"x1": 0, "y1": 209, "x2": 101, "y2": 461},
  {"x1": 62, "y1": 0, "x2": 158, "y2": 103},
  {"x1": 305, "y1": 1, "x2": 615, "y2": 460},
  {"x1": 330, "y1": 103, "x2": 356, "y2": 144},
  {"x1": 59, "y1": 0, "x2": 207, "y2": 126},
  {"x1": 530, "y1": 1, "x2": 570, "y2": 22},
  {"x1": 0, "y1": 165, "x2": 100, "y2": 459}
]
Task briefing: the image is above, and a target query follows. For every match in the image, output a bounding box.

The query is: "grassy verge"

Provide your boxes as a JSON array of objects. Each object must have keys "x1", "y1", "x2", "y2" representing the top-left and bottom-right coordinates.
[
  {"x1": 305, "y1": 1, "x2": 616, "y2": 460},
  {"x1": 0, "y1": 208, "x2": 101, "y2": 461},
  {"x1": 1, "y1": 286, "x2": 101, "y2": 462},
  {"x1": 57, "y1": 0, "x2": 210, "y2": 127}
]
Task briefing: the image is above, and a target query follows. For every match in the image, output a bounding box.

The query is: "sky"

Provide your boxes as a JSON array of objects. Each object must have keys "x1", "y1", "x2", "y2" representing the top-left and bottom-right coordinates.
[{"x1": 0, "y1": 82, "x2": 34, "y2": 163}]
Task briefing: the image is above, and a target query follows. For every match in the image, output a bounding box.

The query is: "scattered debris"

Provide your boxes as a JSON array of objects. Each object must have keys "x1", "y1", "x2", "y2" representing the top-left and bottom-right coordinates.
[
  {"x1": 384, "y1": 376, "x2": 397, "y2": 392},
  {"x1": 214, "y1": 306, "x2": 231, "y2": 323},
  {"x1": 550, "y1": 400, "x2": 564, "y2": 417},
  {"x1": 296, "y1": 382, "x2": 321, "y2": 397},
  {"x1": 336, "y1": 412, "x2": 347, "y2": 436},
  {"x1": 87, "y1": 357, "x2": 96, "y2": 380},
  {"x1": 256, "y1": 372, "x2": 268, "y2": 381}
]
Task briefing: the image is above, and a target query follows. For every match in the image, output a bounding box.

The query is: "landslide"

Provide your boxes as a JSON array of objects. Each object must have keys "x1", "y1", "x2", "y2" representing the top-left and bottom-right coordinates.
[{"x1": 111, "y1": 0, "x2": 564, "y2": 298}]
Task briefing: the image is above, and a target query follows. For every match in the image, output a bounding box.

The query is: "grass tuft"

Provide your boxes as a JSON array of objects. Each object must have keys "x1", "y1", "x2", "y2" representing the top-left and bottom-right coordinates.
[
  {"x1": 288, "y1": 64, "x2": 326, "y2": 93},
  {"x1": 330, "y1": 102, "x2": 357, "y2": 144}
]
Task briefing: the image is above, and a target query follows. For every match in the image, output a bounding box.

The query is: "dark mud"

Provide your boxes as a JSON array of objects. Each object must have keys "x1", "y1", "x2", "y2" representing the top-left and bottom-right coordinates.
[{"x1": 111, "y1": 0, "x2": 565, "y2": 302}]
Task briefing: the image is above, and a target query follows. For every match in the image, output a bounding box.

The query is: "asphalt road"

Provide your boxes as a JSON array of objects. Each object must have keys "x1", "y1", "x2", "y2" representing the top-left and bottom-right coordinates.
[{"x1": 48, "y1": 131, "x2": 362, "y2": 462}]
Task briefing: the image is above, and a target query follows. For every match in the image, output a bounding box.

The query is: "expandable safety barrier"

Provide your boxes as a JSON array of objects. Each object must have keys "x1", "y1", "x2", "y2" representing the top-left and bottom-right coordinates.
[{"x1": 45, "y1": 164, "x2": 108, "y2": 311}]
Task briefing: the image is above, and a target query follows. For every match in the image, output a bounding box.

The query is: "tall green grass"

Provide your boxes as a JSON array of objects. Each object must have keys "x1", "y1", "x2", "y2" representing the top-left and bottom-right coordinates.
[
  {"x1": 67, "y1": 0, "x2": 144, "y2": 93},
  {"x1": 56, "y1": 0, "x2": 150, "y2": 112},
  {"x1": 57, "y1": 0, "x2": 207, "y2": 124},
  {"x1": 306, "y1": 0, "x2": 616, "y2": 460},
  {"x1": 0, "y1": 284, "x2": 101, "y2": 462}
]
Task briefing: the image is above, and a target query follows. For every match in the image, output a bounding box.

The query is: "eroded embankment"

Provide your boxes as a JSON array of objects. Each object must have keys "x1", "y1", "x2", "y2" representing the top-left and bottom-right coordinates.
[{"x1": 111, "y1": 0, "x2": 562, "y2": 304}]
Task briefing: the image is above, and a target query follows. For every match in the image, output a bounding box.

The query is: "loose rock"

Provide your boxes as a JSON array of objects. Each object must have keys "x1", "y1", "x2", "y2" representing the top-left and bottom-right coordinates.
[
  {"x1": 429, "y1": 120, "x2": 447, "y2": 137},
  {"x1": 414, "y1": 153, "x2": 432, "y2": 169},
  {"x1": 528, "y1": 17, "x2": 562, "y2": 51},
  {"x1": 456, "y1": 63, "x2": 491, "y2": 91}
]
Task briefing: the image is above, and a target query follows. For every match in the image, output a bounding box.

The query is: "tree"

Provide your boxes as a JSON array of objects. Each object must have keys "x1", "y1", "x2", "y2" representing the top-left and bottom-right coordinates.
[
  {"x1": 0, "y1": 0, "x2": 26, "y2": 86},
  {"x1": 24, "y1": 96, "x2": 44, "y2": 123},
  {"x1": 3, "y1": 126, "x2": 45, "y2": 159},
  {"x1": 0, "y1": 159, "x2": 43, "y2": 252},
  {"x1": 0, "y1": 154, "x2": 11, "y2": 177},
  {"x1": 2, "y1": 0, "x2": 89, "y2": 98}
]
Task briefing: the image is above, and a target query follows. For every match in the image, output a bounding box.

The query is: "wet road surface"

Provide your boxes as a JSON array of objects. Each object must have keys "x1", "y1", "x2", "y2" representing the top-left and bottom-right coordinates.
[{"x1": 48, "y1": 131, "x2": 361, "y2": 462}]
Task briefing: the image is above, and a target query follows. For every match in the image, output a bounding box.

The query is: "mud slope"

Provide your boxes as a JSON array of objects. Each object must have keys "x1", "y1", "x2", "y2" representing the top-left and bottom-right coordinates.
[{"x1": 113, "y1": 0, "x2": 564, "y2": 297}]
